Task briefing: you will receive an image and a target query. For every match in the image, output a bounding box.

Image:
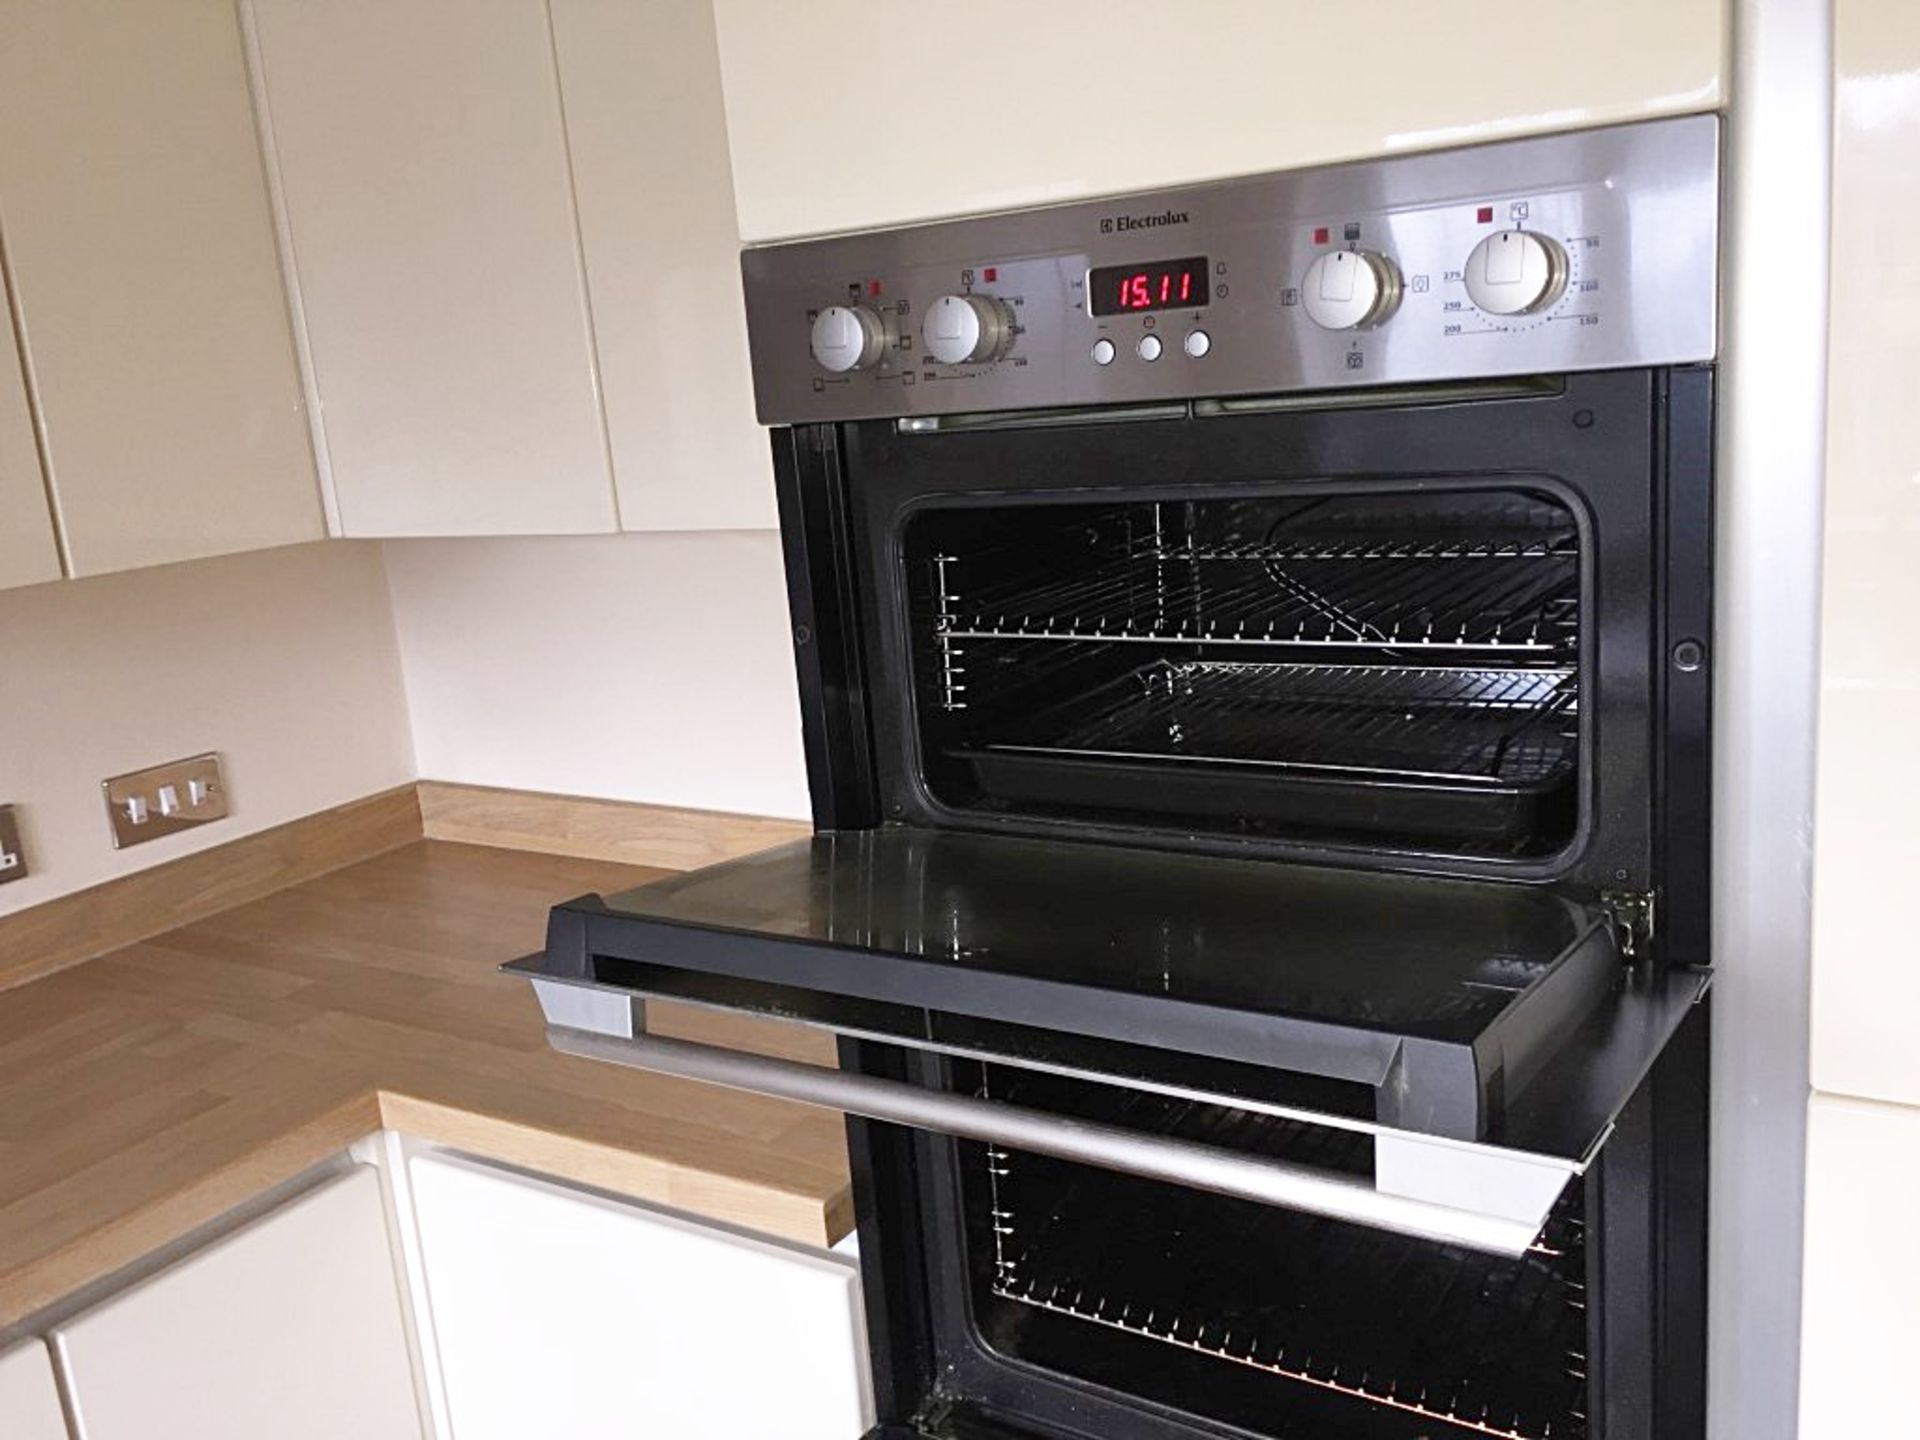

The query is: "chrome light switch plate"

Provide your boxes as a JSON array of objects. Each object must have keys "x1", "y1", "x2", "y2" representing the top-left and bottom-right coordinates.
[
  {"x1": 0, "y1": 805, "x2": 26, "y2": 883},
  {"x1": 103, "y1": 753, "x2": 229, "y2": 849}
]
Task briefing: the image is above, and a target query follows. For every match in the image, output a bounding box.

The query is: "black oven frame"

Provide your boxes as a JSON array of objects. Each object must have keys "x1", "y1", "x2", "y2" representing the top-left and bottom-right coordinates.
[
  {"x1": 781, "y1": 368, "x2": 1710, "y2": 902},
  {"x1": 770, "y1": 366, "x2": 1715, "y2": 1440}
]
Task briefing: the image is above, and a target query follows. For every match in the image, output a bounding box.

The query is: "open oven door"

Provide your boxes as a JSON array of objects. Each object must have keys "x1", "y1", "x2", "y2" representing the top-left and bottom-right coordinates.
[{"x1": 506, "y1": 825, "x2": 1708, "y2": 1258}]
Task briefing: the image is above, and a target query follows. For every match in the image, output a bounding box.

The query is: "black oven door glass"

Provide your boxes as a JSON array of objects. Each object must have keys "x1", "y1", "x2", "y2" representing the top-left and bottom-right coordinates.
[{"x1": 531, "y1": 826, "x2": 1701, "y2": 1160}]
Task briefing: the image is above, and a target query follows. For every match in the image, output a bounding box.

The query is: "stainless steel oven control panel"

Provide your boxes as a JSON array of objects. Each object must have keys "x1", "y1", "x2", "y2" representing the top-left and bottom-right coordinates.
[{"x1": 740, "y1": 115, "x2": 1718, "y2": 424}]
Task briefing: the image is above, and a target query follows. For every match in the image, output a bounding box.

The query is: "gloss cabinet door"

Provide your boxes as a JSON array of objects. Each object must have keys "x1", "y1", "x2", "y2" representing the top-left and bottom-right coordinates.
[
  {"x1": 246, "y1": 0, "x2": 617, "y2": 537},
  {"x1": 50, "y1": 1168, "x2": 422, "y2": 1440},
  {"x1": 0, "y1": 1340, "x2": 68, "y2": 1440},
  {"x1": 408, "y1": 1152, "x2": 871, "y2": 1440},
  {"x1": 0, "y1": 0, "x2": 323, "y2": 577}
]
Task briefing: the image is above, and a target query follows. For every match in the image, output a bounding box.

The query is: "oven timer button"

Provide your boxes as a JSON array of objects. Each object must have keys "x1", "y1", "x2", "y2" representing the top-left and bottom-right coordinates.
[
  {"x1": 808, "y1": 304, "x2": 888, "y2": 373},
  {"x1": 1184, "y1": 329, "x2": 1211, "y2": 359},
  {"x1": 1091, "y1": 338, "x2": 1116, "y2": 366},
  {"x1": 1136, "y1": 333, "x2": 1163, "y2": 362}
]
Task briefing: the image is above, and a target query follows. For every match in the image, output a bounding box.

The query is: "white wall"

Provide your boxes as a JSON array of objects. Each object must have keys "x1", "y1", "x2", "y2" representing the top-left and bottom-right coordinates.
[
  {"x1": 381, "y1": 532, "x2": 808, "y2": 821},
  {"x1": 1797, "y1": 2, "x2": 1920, "y2": 1426},
  {"x1": 713, "y1": 0, "x2": 1727, "y2": 241},
  {"x1": 0, "y1": 541, "x2": 414, "y2": 914}
]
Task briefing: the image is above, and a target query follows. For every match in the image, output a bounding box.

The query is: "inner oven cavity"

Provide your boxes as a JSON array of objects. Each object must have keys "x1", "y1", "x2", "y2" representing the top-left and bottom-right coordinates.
[
  {"x1": 956, "y1": 1063, "x2": 1590, "y2": 1440},
  {"x1": 903, "y1": 488, "x2": 1583, "y2": 861}
]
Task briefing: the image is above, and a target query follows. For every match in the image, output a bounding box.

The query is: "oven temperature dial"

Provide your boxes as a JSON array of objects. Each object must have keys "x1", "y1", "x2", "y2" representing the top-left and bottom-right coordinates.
[
  {"x1": 923, "y1": 293, "x2": 1015, "y2": 365},
  {"x1": 809, "y1": 305, "x2": 888, "y2": 373},
  {"x1": 1301, "y1": 249, "x2": 1403, "y2": 331},
  {"x1": 1463, "y1": 230, "x2": 1570, "y2": 316}
]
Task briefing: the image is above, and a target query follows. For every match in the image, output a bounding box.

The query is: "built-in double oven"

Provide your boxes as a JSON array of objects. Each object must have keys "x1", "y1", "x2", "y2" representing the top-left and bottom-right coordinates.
[{"x1": 512, "y1": 116, "x2": 1719, "y2": 1440}]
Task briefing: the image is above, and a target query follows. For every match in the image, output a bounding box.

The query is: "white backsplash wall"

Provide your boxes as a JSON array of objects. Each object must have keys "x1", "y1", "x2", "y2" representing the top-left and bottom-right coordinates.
[
  {"x1": 0, "y1": 541, "x2": 415, "y2": 915},
  {"x1": 381, "y1": 532, "x2": 810, "y2": 820}
]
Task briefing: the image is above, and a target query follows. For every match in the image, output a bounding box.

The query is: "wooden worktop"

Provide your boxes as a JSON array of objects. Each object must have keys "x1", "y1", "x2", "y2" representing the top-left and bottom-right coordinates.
[{"x1": 0, "y1": 841, "x2": 851, "y2": 1333}]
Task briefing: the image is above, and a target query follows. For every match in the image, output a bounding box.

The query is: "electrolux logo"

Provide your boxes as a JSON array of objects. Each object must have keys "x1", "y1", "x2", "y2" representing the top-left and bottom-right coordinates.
[{"x1": 1100, "y1": 209, "x2": 1190, "y2": 234}]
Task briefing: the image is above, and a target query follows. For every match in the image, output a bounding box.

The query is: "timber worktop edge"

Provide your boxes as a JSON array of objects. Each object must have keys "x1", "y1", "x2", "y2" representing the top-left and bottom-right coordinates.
[{"x1": 0, "y1": 841, "x2": 852, "y2": 1336}]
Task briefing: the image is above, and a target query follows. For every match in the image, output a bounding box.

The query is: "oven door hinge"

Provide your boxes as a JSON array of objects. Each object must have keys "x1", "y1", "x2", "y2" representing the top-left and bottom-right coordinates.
[{"x1": 1601, "y1": 889, "x2": 1657, "y2": 962}]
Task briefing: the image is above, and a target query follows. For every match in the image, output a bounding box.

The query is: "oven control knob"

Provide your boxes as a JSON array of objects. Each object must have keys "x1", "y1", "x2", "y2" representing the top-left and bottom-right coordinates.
[
  {"x1": 1300, "y1": 249, "x2": 1403, "y2": 330},
  {"x1": 1463, "y1": 230, "x2": 1570, "y2": 316},
  {"x1": 922, "y1": 293, "x2": 1015, "y2": 365},
  {"x1": 809, "y1": 304, "x2": 888, "y2": 373}
]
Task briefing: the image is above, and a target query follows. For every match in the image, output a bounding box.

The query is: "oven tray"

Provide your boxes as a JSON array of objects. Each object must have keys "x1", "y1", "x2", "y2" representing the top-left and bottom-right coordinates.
[{"x1": 957, "y1": 661, "x2": 1579, "y2": 842}]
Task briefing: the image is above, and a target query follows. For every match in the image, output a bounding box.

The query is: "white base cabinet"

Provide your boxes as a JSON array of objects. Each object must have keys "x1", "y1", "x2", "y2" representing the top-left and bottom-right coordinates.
[
  {"x1": 51, "y1": 1167, "x2": 422, "y2": 1440},
  {"x1": 0, "y1": 1340, "x2": 68, "y2": 1440},
  {"x1": 408, "y1": 1152, "x2": 871, "y2": 1440}
]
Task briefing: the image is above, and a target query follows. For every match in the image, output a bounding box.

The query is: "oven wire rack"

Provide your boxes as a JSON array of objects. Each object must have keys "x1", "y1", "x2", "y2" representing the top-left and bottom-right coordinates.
[
  {"x1": 939, "y1": 548, "x2": 1579, "y2": 653},
  {"x1": 979, "y1": 1079, "x2": 1587, "y2": 1440},
  {"x1": 987, "y1": 661, "x2": 1580, "y2": 788}
]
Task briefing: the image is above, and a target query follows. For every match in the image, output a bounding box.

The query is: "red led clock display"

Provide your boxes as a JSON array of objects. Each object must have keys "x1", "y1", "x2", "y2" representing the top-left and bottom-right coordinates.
[{"x1": 1087, "y1": 256, "x2": 1211, "y2": 317}]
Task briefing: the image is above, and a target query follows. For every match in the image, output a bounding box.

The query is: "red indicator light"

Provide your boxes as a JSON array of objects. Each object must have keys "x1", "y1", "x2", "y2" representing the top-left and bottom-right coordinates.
[
  {"x1": 983, "y1": 266, "x2": 998, "y2": 282},
  {"x1": 1312, "y1": 226, "x2": 1329, "y2": 245},
  {"x1": 868, "y1": 279, "x2": 883, "y2": 296},
  {"x1": 1476, "y1": 206, "x2": 1494, "y2": 223}
]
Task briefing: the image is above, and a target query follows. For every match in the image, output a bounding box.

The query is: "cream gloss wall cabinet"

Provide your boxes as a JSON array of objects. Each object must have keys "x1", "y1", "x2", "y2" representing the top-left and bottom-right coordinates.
[
  {"x1": 0, "y1": 316, "x2": 59, "y2": 590},
  {"x1": 0, "y1": 0, "x2": 323, "y2": 578},
  {"x1": 0, "y1": 1341, "x2": 68, "y2": 1440},
  {"x1": 406, "y1": 1153, "x2": 871, "y2": 1440},
  {"x1": 245, "y1": 0, "x2": 773, "y2": 536},
  {"x1": 710, "y1": 0, "x2": 1728, "y2": 241},
  {"x1": 547, "y1": 0, "x2": 775, "y2": 530},
  {"x1": 245, "y1": 0, "x2": 615, "y2": 538}
]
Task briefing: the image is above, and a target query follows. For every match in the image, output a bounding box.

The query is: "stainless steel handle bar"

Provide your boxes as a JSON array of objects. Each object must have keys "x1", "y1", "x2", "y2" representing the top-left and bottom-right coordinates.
[{"x1": 546, "y1": 1026, "x2": 1540, "y2": 1255}]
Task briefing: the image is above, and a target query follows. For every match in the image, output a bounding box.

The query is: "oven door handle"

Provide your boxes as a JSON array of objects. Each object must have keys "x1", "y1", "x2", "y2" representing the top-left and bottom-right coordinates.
[{"x1": 545, "y1": 1023, "x2": 1547, "y2": 1256}]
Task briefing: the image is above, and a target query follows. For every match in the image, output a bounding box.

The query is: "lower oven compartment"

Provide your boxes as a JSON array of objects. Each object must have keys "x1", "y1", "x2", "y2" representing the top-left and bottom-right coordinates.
[
  {"x1": 902, "y1": 488, "x2": 1584, "y2": 862},
  {"x1": 953, "y1": 1063, "x2": 1589, "y2": 1440}
]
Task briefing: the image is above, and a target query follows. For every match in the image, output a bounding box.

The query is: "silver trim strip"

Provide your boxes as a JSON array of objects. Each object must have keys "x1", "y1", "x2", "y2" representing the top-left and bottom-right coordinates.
[
  {"x1": 742, "y1": 116, "x2": 1718, "y2": 424},
  {"x1": 545, "y1": 1025, "x2": 1550, "y2": 1256}
]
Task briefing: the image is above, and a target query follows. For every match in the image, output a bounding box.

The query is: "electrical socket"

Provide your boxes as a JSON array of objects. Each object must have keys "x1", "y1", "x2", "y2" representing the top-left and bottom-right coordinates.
[
  {"x1": 0, "y1": 805, "x2": 26, "y2": 884},
  {"x1": 103, "y1": 753, "x2": 229, "y2": 849}
]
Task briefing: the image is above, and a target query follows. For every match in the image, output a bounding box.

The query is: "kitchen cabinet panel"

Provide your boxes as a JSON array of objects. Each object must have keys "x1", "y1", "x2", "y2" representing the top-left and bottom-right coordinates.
[
  {"x1": 52, "y1": 1167, "x2": 420, "y2": 1440},
  {"x1": 1810, "y1": 0, "x2": 1920, "y2": 1109},
  {"x1": 0, "y1": 317, "x2": 60, "y2": 590},
  {"x1": 550, "y1": 0, "x2": 776, "y2": 530},
  {"x1": 712, "y1": 0, "x2": 1727, "y2": 241},
  {"x1": 1798, "y1": 1093, "x2": 1920, "y2": 1434},
  {"x1": 248, "y1": 0, "x2": 617, "y2": 537},
  {"x1": 409, "y1": 1152, "x2": 869, "y2": 1439},
  {"x1": 0, "y1": 0, "x2": 323, "y2": 577},
  {"x1": 0, "y1": 1340, "x2": 68, "y2": 1440}
]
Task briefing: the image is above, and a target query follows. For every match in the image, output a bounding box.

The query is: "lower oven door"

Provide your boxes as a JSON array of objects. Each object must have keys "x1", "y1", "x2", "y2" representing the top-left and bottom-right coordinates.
[{"x1": 507, "y1": 825, "x2": 1706, "y2": 1257}]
